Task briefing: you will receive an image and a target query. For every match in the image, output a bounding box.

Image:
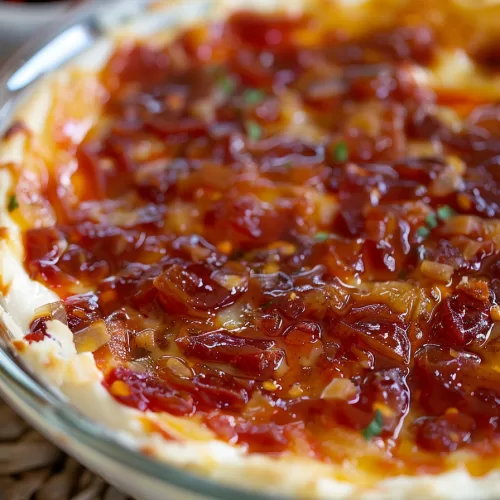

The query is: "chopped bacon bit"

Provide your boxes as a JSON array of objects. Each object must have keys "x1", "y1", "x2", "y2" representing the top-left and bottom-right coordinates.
[
  {"x1": 456, "y1": 277, "x2": 490, "y2": 303},
  {"x1": 432, "y1": 292, "x2": 492, "y2": 346},
  {"x1": 24, "y1": 332, "x2": 47, "y2": 343},
  {"x1": 415, "y1": 413, "x2": 475, "y2": 453},
  {"x1": 104, "y1": 367, "x2": 195, "y2": 415},
  {"x1": 176, "y1": 331, "x2": 284, "y2": 379},
  {"x1": 25, "y1": 316, "x2": 51, "y2": 343}
]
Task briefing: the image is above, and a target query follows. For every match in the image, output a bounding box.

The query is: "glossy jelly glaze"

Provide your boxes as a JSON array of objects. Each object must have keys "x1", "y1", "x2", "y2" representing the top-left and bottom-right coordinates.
[{"x1": 13, "y1": 7, "x2": 500, "y2": 478}]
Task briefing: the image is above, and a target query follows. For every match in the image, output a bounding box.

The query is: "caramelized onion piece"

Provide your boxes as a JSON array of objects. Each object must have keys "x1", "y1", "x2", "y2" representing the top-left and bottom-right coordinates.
[
  {"x1": 428, "y1": 156, "x2": 465, "y2": 197},
  {"x1": 127, "y1": 358, "x2": 154, "y2": 373},
  {"x1": 441, "y1": 216, "x2": 480, "y2": 236},
  {"x1": 420, "y1": 260, "x2": 454, "y2": 282},
  {"x1": 74, "y1": 319, "x2": 111, "y2": 353},
  {"x1": 134, "y1": 329, "x2": 156, "y2": 351},
  {"x1": 320, "y1": 378, "x2": 358, "y2": 401},
  {"x1": 157, "y1": 355, "x2": 194, "y2": 380},
  {"x1": 34, "y1": 301, "x2": 68, "y2": 325}
]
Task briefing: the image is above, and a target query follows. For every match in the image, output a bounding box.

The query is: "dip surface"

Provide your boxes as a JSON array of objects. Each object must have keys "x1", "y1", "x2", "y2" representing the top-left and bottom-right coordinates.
[{"x1": 14, "y1": 5, "x2": 500, "y2": 482}]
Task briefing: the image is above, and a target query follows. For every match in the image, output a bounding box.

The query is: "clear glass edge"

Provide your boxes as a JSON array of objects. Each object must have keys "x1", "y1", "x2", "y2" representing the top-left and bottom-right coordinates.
[{"x1": 0, "y1": 1, "x2": 287, "y2": 498}]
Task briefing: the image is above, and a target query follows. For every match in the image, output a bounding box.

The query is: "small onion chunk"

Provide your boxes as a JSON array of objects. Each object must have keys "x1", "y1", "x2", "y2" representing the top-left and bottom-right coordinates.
[
  {"x1": 74, "y1": 320, "x2": 111, "y2": 353},
  {"x1": 441, "y1": 215, "x2": 480, "y2": 236},
  {"x1": 420, "y1": 260, "x2": 454, "y2": 282},
  {"x1": 33, "y1": 301, "x2": 67, "y2": 324},
  {"x1": 157, "y1": 355, "x2": 194, "y2": 379},
  {"x1": 320, "y1": 378, "x2": 358, "y2": 401}
]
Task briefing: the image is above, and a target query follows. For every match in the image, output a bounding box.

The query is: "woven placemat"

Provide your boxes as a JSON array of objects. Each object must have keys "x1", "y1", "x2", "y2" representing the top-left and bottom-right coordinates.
[{"x1": 0, "y1": 399, "x2": 132, "y2": 500}]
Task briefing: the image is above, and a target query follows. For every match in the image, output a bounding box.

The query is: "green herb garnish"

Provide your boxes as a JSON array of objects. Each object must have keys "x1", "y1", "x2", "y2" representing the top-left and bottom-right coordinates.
[
  {"x1": 216, "y1": 73, "x2": 236, "y2": 95},
  {"x1": 314, "y1": 231, "x2": 329, "y2": 242},
  {"x1": 243, "y1": 88, "x2": 266, "y2": 105},
  {"x1": 245, "y1": 120, "x2": 262, "y2": 141},
  {"x1": 7, "y1": 194, "x2": 18, "y2": 213},
  {"x1": 437, "y1": 205, "x2": 456, "y2": 221},
  {"x1": 416, "y1": 226, "x2": 430, "y2": 239},
  {"x1": 259, "y1": 300, "x2": 273, "y2": 309},
  {"x1": 425, "y1": 213, "x2": 438, "y2": 229},
  {"x1": 416, "y1": 206, "x2": 455, "y2": 241},
  {"x1": 332, "y1": 141, "x2": 349, "y2": 163},
  {"x1": 362, "y1": 409, "x2": 384, "y2": 440}
]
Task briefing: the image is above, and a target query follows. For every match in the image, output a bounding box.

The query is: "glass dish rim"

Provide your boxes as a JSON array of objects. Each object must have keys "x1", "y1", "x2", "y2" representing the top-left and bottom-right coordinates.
[{"x1": 0, "y1": 2, "x2": 287, "y2": 499}]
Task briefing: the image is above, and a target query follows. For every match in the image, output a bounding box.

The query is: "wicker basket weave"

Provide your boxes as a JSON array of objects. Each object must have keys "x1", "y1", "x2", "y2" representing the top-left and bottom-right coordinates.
[{"x1": 0, "y1": 400, "x2": 131, "y2": 500}]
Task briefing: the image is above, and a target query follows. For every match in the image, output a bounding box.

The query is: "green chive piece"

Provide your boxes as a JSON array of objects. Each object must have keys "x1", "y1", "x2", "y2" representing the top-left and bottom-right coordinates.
[
  {"x1": 332, "y1": 141, "x2": 349, "y2": 163},
  {"x1": 416, "y1": 226, "x2": 430, "y2": 239},
  {"x1": 425, "y1": 213, "x2": 438, "y2": 229},
  {"x1": 362, "y1": 409, "x2": 384, "y2": 440},
  {"x1": 437, "y1": 205, "x2": 456, "y2": 221},
  {"x1": 245, "y1": 120, "x2": 262, "y2": 141},
  {"x1": 243, "y1": 88, "x2": 266, "y2": 105},
  {"x1": 216, "y1": 73, "x2": 236, "y2": 95},
  {"x1": 314, "y1": 231, "x2": 329, "y2": 242},
  {"x1": 7, "y1": 194, "x2": 18, "y2": 213},
  {"x1": 259, "y1": 300, "x2": 273, "y2": 309}
]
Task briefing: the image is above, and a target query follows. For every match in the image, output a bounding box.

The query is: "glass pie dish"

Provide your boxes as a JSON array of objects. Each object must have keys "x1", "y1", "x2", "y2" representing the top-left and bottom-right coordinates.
[
  {"x1": 5, "y1": 0, "x2": 500, "y2": 499},
  {"x1": 0, "y1": 1, "x2": 280, "y2": 499}
]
